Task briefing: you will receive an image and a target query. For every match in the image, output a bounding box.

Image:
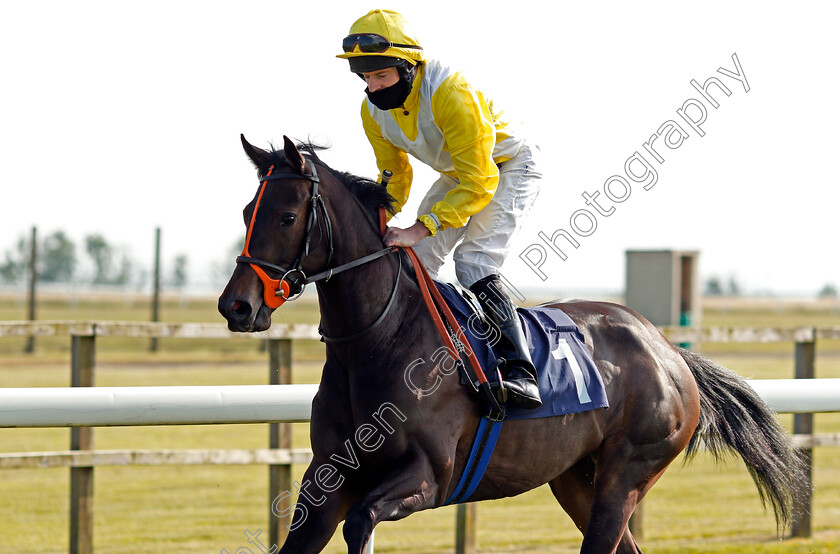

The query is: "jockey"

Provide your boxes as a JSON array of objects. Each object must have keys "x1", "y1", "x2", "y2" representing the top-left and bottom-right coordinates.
[{"x1": 338, "y1": 9, "x2": 542, "y2": 410}]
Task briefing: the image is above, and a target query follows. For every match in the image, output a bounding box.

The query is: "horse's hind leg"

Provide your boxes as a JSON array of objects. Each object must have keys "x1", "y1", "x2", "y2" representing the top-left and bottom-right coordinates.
[
  {"x1": 577, "y1": 434, "x2": 684, "y2": 554},
  {"x1": 548, "y1": 456, "x2": 643, "y2": 553}
]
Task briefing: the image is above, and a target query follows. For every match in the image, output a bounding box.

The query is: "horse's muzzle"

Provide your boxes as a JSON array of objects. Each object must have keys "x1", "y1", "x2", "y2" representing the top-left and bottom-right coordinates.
[{"x1": 218, "y1": 268, "x2": 273, "y2": 332}]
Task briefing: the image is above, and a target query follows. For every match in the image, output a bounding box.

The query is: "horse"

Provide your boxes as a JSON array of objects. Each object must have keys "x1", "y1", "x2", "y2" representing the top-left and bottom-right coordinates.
[{"x1": 218, "y1": 135, "x2": 804, "y2": 554}]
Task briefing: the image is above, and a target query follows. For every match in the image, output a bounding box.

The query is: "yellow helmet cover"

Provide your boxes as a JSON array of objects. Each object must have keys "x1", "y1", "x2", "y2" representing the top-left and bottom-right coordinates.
[{"x1": 337, "y1": 9, "x2": 426, "y2": 67}]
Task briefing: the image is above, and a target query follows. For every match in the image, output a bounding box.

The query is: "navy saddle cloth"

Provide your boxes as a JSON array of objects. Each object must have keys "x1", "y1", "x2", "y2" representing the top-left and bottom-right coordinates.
[{"x1": 435, "y1": 282, "x2": 609, "y2": 420}]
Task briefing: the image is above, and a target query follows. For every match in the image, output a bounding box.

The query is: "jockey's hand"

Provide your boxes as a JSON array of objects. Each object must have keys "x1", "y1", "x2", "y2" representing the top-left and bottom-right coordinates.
[{"x1": 383, "y1": 220, "x2": 432, "y2": 248}]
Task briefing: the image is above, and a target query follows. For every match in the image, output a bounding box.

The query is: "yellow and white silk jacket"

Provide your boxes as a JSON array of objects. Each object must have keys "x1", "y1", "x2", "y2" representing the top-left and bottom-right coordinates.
[{"x1": 361, "y1": 59, "x2": 525, "y2": 236}]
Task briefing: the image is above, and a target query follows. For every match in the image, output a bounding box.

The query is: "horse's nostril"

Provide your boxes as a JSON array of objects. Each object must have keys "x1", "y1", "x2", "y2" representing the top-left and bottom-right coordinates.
[{"x1": 232, "y1": 300, "x2": 251, "y2": 317}]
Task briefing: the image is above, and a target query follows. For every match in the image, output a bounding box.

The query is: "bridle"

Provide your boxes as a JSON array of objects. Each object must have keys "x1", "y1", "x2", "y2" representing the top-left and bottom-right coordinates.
[
  {"x1": 236, "y1": 160, "x2": 330, "y2": 308},
  {"x1": 235, "y1": 157, "x2": 400, "y2": 341}
]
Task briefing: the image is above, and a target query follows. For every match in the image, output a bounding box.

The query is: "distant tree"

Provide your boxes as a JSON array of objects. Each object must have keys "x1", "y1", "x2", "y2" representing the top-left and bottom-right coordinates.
[
  {"x1": 85, "y1": 234, "x2": 133, "y2": 285},
  {"x1": 727, "y1": 276, "x2": 742, "y2": 297},
  {"x1": 0, "y1": 252, "x2": 22, "y2": 283},
  {"x1": 818, "y1": 283, "x2": 838, "y2": 298},
  {"x1": 172, "y1": 254, "x2": 188, "y2": 288},
  {"x1": 86, "y1": 234, "x2": 113, "y2": 284},
  {"x1": 704, "y1": 276, "x2": 723, "y2": 296},
  {"x1": 40, "y1": 230, "x2": 76, "y2": 283},
  {"x1": 212, "y1": 237, "x2": 246, "y2": 284},
  {"x1": 113, "y1": 255, "x2": 132, "y2": 285},
  {"x1": 0, "y1": 236, "x2": 26, "y2": 283}
]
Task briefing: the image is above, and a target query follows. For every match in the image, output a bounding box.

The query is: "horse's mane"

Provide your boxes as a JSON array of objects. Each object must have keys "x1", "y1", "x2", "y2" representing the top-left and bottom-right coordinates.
[{"x1": 262, "y1": 141, "x2": 396, "y2": 217}]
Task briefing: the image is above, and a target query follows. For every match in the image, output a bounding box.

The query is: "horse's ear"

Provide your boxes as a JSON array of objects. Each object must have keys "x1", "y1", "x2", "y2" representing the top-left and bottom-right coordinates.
[
  {"x1": 241, "y1": 134, "x2": 271, "y2": 169},
  {"x1": 283, "y1": 135, "x2": 306, "y2": 174}
]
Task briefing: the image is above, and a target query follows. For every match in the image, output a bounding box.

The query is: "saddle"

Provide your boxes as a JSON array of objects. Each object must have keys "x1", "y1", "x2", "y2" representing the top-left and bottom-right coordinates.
[
  {"x1": 383, "y1": 199, "x2": 607, "y2": 423},
  {"x1": 434, "y1": 282, "x2": 610, "y2": 422},
  {"x1": 426, "y1": 280, "x2": 609, "y2": 506}
]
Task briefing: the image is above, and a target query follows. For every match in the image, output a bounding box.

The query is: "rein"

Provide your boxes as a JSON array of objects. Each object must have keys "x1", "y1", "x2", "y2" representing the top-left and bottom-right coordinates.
[
  {"x1": 401, "y1": 242, "x2": 501, "y2": 417},
  {"x1": 235, "y1": 164, "x2": 496, "y2": 410}
]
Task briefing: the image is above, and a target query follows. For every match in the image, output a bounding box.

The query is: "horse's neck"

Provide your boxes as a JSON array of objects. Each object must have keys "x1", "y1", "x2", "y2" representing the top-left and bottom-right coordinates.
[
  {"x1": 315, "y1": 246, "x2": 468, "y2": 425},
  {"x1": 316, "y1": 253, "x2": 399, "y2": 333},
  {"x1": 313, "y1": 180, "x2": 448, "y2": 398},
  {"x1": 314, "y1": 193, "x2": 421, "y2": 363}
]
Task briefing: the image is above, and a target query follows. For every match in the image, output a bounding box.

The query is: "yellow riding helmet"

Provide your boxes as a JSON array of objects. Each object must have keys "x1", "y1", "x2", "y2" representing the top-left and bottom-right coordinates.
[{"x1": 337, "y1": 9, "x2": 426, "y2": 72}]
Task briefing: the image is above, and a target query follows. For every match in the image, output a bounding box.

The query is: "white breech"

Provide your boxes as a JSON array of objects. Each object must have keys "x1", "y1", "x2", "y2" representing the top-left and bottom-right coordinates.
[{"x1": 411, "y1": 143, "x2": 542, "y2": 288}]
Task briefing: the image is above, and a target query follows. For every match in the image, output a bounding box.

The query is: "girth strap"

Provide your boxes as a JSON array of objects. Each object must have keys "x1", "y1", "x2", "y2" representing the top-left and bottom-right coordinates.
[{"x1": 442, "y1": 416, "x2": 504, "y2": 505}]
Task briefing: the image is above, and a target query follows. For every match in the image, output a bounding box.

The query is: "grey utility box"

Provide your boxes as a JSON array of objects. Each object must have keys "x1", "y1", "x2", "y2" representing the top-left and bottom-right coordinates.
[{"x1": 625, "y1": 250, "x2": 700, "y2": 328}]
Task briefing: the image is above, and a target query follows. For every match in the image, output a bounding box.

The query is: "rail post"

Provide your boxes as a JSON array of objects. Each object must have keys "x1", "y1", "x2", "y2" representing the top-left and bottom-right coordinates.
[
  {"x1": 455, "y1": 503, "x2": 477, "y2": 553},
  {"x1": 150, "y1": 227, "x2": 162, "y2": 352},
  {"x1": 70, "y1": 333, "x2": 95, "y2": 554},
  {"x1": 791, "y1": 334, "x2": 815, "y2": 538},
  {"x1": 268, "y1": 338, "x2": 293, "y2": 549},
  {"x1": 25, "y1": 226, "x2": 37, "y2": 354}
]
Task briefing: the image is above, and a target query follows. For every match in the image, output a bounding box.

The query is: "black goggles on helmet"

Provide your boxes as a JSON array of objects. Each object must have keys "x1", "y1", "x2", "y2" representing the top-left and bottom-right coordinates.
[{"x1": 342, "y1": 33, "x2": 423, "y2": 54}]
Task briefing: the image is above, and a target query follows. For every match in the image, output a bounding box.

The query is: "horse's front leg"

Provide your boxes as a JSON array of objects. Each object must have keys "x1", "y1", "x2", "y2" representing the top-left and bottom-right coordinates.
[
  {"x1": 277, "y1": 460, "x2": 355, "y2": 554},
  {"x1": 342, "y1": 453, "x2": 439, "y2": 554}
]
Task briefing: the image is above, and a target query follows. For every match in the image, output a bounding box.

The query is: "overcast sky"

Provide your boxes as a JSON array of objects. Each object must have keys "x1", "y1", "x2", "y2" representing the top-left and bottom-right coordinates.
[{"x1": 2, "y1": 1, "x2": 838, "y2": 296}]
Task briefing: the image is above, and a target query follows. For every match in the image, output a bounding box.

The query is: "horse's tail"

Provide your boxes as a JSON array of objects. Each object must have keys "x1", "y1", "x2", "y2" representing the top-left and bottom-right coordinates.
[{"x1": 678, "y1": 346, "x2": 806, "y2": 530}]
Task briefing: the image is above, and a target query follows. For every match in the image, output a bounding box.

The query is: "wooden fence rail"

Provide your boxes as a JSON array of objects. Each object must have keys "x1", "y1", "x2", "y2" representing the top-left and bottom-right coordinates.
[
  {"x1": 1, "y1": 321, "x2": 320, "y2": 554},
  {"x1": 1, "y1": 321, "x2": 839, "y2": 552},
  {"x1": 652, "y1": 324, "x2": 840, "y2": 541}
]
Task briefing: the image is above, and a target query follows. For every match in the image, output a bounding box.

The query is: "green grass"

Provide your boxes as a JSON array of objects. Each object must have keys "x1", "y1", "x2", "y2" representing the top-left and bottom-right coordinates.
[{"x1": 1, "y1": 293, "x2": 839, "y2": 552}]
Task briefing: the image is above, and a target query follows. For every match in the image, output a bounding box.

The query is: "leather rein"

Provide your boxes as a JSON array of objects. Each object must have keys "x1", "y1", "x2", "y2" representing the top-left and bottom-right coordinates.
[{"x1": 234, "y1": 158, "x2": 496, "y2": 412}]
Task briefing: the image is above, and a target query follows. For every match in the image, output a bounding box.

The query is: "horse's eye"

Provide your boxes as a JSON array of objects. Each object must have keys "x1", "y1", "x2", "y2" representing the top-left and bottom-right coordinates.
[{"x1": 281, "y1": 213, "x2": 297, "y2": 226}]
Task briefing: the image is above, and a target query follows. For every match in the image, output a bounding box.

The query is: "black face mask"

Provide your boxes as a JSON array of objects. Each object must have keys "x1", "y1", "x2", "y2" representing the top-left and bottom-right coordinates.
[
  {"x1": 366, "y1": 79, "x2": 410, "y2": 110},
  {"x1": 365, "y1": 69, "x2": 413, "y2": 111}
]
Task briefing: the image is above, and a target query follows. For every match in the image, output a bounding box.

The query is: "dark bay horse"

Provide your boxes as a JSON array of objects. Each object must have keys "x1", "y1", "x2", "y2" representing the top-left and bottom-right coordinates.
[{"x1": 219, "y1": 136, "x2": 804, "y2": 553}]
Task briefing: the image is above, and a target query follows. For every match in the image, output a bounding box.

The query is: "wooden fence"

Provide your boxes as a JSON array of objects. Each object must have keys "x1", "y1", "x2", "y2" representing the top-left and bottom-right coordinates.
[
  {"x1": 1, "y1": 321, "x2": 839, "y2": 552},
  {"x1": 641, "y1": 324, "x2": 840, "y2": 540},
  {"x1": 0, "y1": 320, "x2": 316, "y2": 554}
]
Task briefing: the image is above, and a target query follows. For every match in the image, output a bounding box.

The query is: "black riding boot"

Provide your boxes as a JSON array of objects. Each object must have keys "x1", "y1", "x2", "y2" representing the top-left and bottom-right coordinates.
[{"x1": 469, "y1": 275, "x2": 542, "y2": 410}]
